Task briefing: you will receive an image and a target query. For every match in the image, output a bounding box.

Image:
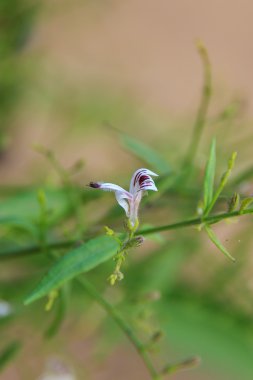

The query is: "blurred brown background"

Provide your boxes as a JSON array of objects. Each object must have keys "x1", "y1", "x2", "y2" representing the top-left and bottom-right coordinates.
[{"x1": 2, "y1": 0, "x2": 253, "y2": 184}]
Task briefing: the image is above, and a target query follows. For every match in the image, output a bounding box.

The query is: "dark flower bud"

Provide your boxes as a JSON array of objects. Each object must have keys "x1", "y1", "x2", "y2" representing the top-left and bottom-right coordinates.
[{"x1": 89, "y1": 182, "x2": 100, "y2": 188}]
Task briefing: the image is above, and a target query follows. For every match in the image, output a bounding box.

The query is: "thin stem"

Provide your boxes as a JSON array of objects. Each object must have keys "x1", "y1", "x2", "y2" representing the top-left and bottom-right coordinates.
[
  {"x1": 108, "y1": 218, "x2": 140, "y2": 285},
  {"x1": 138, "y1": 208, "x2": 253, "y2": 236},
  {"x1": 77, "y1": 277, "x2": 159, "y2": 379},
  {"x1": 1, "y1": 209, "x2": 253, "y2": 260},
  {"x1": 183, "y1": 42, "x2": 211, "y2": 167}
]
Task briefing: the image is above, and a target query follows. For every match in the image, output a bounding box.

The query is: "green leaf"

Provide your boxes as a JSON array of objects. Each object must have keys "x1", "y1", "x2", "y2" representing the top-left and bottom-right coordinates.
[
  {"x1": 0, "y1": 188, "x2": 70, "y2": 226},
  {"x1": 239, "y1": 197, "x2": 253, "y2": 213},
  {"x1": 0, "y1": 216, "x2": 37, "y2": 236},
  {"x1": 203, "y1": 139, "x2": 216, "y2": 212},
  {"x1": 121, "y1": 134, "x2": 170, "y2": 174},
  {"x1": 205, "y1": 224, "x2": 235, "y2": 262},
  {"x1": 204, "y1": 150, "x2": 237, "y2": 216},
  {"x1": 24, "y1": 236, "x2": 119, "y2": 305},
  {"x1": 0, "y1": 341, "x2": 21, "y2": 372}
]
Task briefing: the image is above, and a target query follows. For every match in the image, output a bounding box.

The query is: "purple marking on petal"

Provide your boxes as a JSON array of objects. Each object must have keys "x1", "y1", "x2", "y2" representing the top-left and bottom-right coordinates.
[
  {"x1": 134, "y1": 169, "x2": 145, "y2": 186},
  {"x1": 89, "y1": 182, "x2": 100, "y2": 188},
  {"x1": 130, "y1": 168, "x2": 158, "y2": 195},
  {"x1": 140, "y1": 182, "x2": 153, "y2": 188},
  {"x1": 139, "y1": 175, "x2": 150, "y2": 185}
]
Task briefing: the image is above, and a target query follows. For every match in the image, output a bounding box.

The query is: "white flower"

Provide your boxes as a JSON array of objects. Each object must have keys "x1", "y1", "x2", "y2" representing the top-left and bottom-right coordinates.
[{"x1": 89, "y1": 168, "x2": 158, "y2": 226}]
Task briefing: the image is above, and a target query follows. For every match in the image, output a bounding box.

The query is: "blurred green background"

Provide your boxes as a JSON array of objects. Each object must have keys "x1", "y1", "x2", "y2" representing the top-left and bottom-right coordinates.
[{"x1": 1, "y1": 1, "x2": 253, "y2": 379}]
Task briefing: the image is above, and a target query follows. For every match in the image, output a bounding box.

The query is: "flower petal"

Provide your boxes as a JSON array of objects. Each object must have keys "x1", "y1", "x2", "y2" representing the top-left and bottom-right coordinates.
[
  {"x1": 129, "y1": 168, "x2": 158, "y2": 196},
  {"x1": 89, "y1": 182, "x2": 132, "y2": 216},
  {"x1": 115, "y1": 191, "x2": 130, "y2": 216},
  {"x1": 89, "y1": 182, "x2": 131, "y2": 197}
]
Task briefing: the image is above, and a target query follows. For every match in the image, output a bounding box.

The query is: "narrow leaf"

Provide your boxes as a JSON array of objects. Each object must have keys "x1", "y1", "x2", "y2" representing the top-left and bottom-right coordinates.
[
  {"x1": 0, "y1": 188, "x2": 69, "y2": 225},
  {"x1": 0, "y1": 341, "x2": 21, "y2": 371},
  {"x1": 24, "y1": 236, "x2": 119, "y2": 305},
  {"x1": 205, "y1": 225, "x2": 235, "y2": 262},
  {"x1": 239, "y1": 197, "x2": 253, "y2": 213},
  {"x1": 203, "y1": 139, "x2": 216, "y2": 212},
  {"x1": 121, "y1": 134, "x2": 170, "y2": 174},
  {"x1": 162, "y1": 356, "x2": 201, "y2": 375},
  {"x1": 205, "y1": 151, "x2": 237, "y2": 216}
]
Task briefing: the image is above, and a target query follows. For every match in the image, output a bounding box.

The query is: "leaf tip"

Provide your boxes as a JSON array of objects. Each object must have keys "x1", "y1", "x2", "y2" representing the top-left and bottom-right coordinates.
[
  {"x1": 23, "y1": 293, "x2": 36, "y2": 306},
  {"x1": 23, "y1": 298, "x2": 31, "y2": 306}
]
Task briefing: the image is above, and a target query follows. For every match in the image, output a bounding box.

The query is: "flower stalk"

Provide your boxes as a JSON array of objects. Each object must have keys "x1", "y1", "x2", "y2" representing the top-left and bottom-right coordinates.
[{"x1": 107, "y1": 220, "x2": 144, "y2": 285}]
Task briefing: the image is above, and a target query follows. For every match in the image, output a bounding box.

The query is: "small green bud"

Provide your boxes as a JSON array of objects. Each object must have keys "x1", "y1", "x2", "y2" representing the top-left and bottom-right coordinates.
[
  {"x1": 104, "y1": 226, "x2": 122, "y2": 244},
  {"x1": 144, "y1": 330, "x2": 164, "y2": 353},
  {"x1": 228, "y1": 192, "x2": 240, "y2": 212},
  {"x1": 197, "y1": 200, "x2": 204, "y2": 216},
  {"x1": 37, "y1": 189, "x2": 46, "y2": 208},
  {"x1": 116, "y1": 271, "x2": 124, "y2": 281},
  {"x1": 104, "y1": 226, "x2": 115, "y2": 236},
  {"x1": 228, "y1": 152, "x2": 237, "y2": 169},
  {"x1": 151, "y1": 330, "x2": 164, "y2": 343},
  {"x1": 108, "y1": 274, "x2": 117, "y2": 286},
  {"x1": 123, "y1": 236, "x2": 144, "y2": 250},
  {"x1": 45, "y1": 290, "x2": 58, "y2": 311},
  {"x1": 108, "y1": 271, "x2": 124, "y2": 286}
]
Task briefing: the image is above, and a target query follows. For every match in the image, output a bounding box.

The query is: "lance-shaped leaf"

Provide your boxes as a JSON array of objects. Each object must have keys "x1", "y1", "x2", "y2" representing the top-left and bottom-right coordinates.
[
  {"x1": 205, "y1": 224, "x2": 235, "y2": 262},
  {"x1": 0, "y1": 188, "x2": 70, "y2": 227},
  {"x1": 24, "y1": 236, "x2": 119, "y2": 305},
  {"x1": 203, "y1": 138, "x2": 216, "y2": 213},
  {"x1": 121, "y1": 134, "x2": 170, "y2": 174},
  {"x1": 204, "y1": 150, "x2": 237, "y2": 216}
]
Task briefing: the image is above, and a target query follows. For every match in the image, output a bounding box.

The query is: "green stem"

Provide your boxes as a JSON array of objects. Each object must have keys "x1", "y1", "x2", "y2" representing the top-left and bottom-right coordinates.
[
  {"x1": 1, "y1": 209, "x2": 253, "y2": 260},
  {"x1": 138, "y1": 208, "x2": 253, "y2": 236},
  {"x1": 182, "y1": 42, "x2": 212, "y2": 170},
  {"x1": 77, "y1": 277, "x2": 159, "y2": 379}
]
